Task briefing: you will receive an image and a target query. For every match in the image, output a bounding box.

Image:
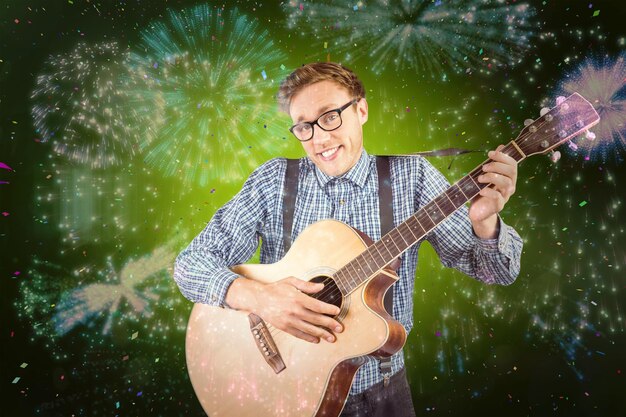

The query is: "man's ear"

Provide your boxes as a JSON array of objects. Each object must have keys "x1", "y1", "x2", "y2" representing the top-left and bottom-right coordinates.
[{"x1": 357, "y1": 98, "x2": 368, "y2": 125}]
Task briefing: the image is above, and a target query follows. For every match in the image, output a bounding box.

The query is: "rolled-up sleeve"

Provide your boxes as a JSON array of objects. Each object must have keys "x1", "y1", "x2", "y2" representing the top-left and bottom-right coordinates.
[
  {"x1": 416, "y1": 158, "x2": 523, "y2": 285},
  {"x1": 173, "y1": 158, "x2": 281, "y2": 306}
]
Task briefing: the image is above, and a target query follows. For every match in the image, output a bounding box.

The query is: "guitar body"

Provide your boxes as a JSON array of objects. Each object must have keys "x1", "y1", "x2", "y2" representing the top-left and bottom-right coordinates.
[{"x1": 185, "y1": 219, "x2": 407, "y2": 416}]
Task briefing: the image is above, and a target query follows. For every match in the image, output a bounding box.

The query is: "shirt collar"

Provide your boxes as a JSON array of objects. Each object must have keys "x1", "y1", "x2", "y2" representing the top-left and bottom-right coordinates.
[{"x1": 309, "y1": 148, "x2": 372, "y2": 189}]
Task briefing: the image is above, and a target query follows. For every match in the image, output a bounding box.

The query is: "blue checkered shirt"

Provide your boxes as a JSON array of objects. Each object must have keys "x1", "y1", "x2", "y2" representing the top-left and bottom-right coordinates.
[{"x1": 174, "y1": 149, "x2": 523, "y2": 395}]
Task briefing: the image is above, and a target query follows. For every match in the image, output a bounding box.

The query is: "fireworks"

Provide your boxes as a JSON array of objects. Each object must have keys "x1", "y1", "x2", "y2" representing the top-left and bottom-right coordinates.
[
  {"x1": 553, "y1": 53, "x2": 626, "y2": 163},
  {"x1": 15, "y1": 245, "x2": 187, "y2": 359},
  {"x1": 126, "y1": 4, "x2": 290, "y2": 187},
  {"x1": 283, "y1": 0, "x2": 537, "y2": 76},
  {"x1": 52, "y1": 245, "x2": 177, "y2": 335},
  {"x1": 30, "y1": 42, "x2": 153, "y2": 168}
]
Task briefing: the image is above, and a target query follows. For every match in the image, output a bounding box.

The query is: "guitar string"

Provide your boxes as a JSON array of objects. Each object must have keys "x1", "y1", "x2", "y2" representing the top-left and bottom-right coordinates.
[{"x1": 264, "y1": 112, "x2": 564, "y2": 340}]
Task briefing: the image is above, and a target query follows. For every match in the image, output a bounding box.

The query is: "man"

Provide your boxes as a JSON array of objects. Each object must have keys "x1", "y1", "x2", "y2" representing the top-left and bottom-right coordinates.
[{"x1": 174, "y1": 62, "x2": 522, "y2": 416}]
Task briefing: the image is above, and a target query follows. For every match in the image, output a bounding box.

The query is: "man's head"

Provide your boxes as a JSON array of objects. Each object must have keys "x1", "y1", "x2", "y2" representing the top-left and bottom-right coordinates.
[{"x1": 277, "y1": 62, "x2": 368, "y2": 177}]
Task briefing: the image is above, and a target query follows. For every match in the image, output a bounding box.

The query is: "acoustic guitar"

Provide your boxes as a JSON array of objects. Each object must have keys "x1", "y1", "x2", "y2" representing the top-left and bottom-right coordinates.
[{"x1": 185, "y1": 93, "x2": 600, "y2": 416}]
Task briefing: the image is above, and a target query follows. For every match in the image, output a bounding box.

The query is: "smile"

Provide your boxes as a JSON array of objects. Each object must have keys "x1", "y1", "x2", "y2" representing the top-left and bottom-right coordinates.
[{"x1": 320, "y1": 146, "x2": 340, "y2": 160}]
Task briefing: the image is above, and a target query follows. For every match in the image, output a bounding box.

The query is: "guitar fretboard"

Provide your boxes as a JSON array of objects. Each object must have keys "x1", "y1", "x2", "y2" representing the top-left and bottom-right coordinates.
[{"x1": 332, "y1": 143, "x2": 525, "y2": 295}]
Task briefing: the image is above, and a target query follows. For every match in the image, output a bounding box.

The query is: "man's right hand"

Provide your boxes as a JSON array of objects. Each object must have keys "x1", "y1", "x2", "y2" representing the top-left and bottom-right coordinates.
[{"x1": 225, "y1": 276, "x2": 343, "y2": 344}]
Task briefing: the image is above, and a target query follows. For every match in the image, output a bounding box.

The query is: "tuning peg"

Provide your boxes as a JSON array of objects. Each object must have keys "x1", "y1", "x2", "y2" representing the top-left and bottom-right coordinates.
[
  {"x1": 524, "y1": 119, "x2": 534, "y2": 126},
  {"x1": 568, "y1": 141, "x2": 578, "y2": 151},
  {"x1": 549, "y1": 150, "x2": 561, "y2": 163},
  {"x1": 585, "y1": 130, "x2": 596, "y2": 141},
  {"x1": 556, "y1": 96, "x2": 566, "y2": 106},
  {"x1": 540, "y1": 107, "x2": 550, "y2": 116}
]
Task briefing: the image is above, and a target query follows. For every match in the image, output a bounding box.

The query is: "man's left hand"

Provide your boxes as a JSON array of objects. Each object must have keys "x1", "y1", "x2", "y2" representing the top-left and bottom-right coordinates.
[{"x1": 469, "y1": 145, "x2": 518, "y2": 239}]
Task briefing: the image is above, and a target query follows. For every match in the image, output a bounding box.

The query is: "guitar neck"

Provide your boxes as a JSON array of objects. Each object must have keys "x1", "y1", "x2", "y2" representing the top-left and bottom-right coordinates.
[
  {"x1": 332, "y1": 142, "x2": 526, "y2": 295},
  {"x1": 332, "y1": 92, "x2": 600, "y2": 295}
]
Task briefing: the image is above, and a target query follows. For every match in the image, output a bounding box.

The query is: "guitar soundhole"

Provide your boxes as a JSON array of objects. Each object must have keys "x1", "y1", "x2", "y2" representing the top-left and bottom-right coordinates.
[{"x1": 309, "y1": 275, "x2": 343, "y2": 314}]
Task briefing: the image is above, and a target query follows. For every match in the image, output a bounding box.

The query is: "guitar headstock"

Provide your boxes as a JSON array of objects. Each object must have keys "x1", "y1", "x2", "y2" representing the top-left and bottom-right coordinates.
[{"x1": 515, "y1": 93, "x2": 600, "y2": 157}]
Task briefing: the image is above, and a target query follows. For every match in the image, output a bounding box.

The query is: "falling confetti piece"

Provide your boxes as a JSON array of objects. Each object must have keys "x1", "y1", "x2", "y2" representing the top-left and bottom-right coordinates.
[
  {"x1": 12, "y1": 377, "x2": 20, "y2": 384},
  {"x1": 579, "y1": 201, "x2": 588, "y2": 207},
  {"x1": 592, "y1": 10, "x2": 600, "y2": 16},
  {"x1": 0, "y1": 162, "x2": 13, "y2": 170},
  {"x1": 261, "y1": 70, "x2": 267, "y2": 80},
  {"x1": 131, "y1": 331, "x2": 138, "y2": 340},
  {"x1": 20, "y1": 363, "x2": 28, "y2": 368}
]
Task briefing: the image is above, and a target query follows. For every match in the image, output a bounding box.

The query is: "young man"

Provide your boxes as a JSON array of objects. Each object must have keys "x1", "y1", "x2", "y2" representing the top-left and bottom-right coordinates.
[{"x1": 174, "y1": 62, "x2": 522, "y2": 416}]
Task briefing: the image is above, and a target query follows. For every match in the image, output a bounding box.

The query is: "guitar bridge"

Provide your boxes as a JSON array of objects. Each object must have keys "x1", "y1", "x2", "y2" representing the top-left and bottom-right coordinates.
[{"x1": 248, "y1": 313, "x2": 286, "y2": 374}]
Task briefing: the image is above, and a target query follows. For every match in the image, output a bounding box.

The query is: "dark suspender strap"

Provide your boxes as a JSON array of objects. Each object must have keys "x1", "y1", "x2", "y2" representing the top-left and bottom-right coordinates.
[
  {"x1": 376, "y1": 156, "x2": 395, "y2": 385},
  {"x1": 282, "y1": 159, "x2": 300, "y2": 253},
  {"x1": 376, "y1": 156, "x2": 394, "y2": 315}
]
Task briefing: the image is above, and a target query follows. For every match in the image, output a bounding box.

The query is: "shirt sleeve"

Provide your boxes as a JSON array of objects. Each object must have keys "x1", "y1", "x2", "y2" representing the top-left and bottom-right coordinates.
[
  {"x1": 416, "y1": 158, "x2": 523, "y2": 285},
  {"x1": 173, "y1": 158, "x2": 282, "y2": 306}
]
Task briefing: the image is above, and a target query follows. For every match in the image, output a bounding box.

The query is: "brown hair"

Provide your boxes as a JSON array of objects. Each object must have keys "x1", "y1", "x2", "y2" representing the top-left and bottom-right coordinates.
[{"x1": 276, "y1": 62, "x2": 366, "y2": 114}]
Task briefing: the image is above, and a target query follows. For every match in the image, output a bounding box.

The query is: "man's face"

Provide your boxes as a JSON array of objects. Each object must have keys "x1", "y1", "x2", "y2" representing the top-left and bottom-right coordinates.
[{"x1": 289, "y1": 80, "x2": 368, "y2": 177}]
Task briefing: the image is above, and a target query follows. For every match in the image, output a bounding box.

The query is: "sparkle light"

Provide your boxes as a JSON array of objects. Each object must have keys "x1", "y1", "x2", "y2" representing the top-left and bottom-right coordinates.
[
  {"x1": 283, "y1": 0, "x2": 537, "y2": 76},
  {"x1": 30, "y1": 42, "x2": 152, "y2": 168},
  {"x1": 126, "y1": 4, "x2": 290, "y2": 187},
  {"x1": 554, "y1": 53, "x2": 626, "y2": 163}
]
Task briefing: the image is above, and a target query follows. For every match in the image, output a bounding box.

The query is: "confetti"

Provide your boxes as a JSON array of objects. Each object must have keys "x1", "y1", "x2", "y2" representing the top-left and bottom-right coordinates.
[{"x1": 579, "y1": 201, "x2": 588, "y2": 207}]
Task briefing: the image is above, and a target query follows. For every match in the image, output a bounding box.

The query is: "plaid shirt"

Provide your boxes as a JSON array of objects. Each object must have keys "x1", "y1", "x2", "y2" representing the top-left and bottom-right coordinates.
[{"x1": 174, "y1": 149, "x2": 523, "y2": 395}]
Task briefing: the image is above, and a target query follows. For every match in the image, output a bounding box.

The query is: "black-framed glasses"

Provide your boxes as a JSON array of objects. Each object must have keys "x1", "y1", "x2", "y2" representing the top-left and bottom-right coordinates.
[{"x1": 289, "y1": 98, "x2": 359, "y2": 142}]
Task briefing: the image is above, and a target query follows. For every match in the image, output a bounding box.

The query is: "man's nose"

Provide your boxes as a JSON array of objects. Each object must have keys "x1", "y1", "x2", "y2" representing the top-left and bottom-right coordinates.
[{"x1": 311, "y1": 124, "x2": 331, "y2": 143}]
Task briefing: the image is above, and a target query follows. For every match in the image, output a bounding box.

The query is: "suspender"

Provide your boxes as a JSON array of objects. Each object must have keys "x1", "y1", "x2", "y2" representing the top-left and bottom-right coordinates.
[
  {"x1": 282, "y1": 159, "x2": 300, "y2": 253},
  {"x1": 281, "y1": 156, "x2": 396, "y2": 384},
  {"x1": 282, "y1": 156, "x2": 395, "y2": 257},
  {"x1": 374, "y1": 156, "x2": 395, "y2": 385}
]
